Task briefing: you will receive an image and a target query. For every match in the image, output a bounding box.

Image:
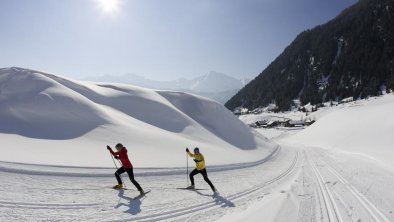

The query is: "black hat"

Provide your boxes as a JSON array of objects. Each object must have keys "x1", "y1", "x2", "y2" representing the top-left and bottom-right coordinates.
[{"x1": 115, "y1": 143, "x2": 124, "y2": 150}]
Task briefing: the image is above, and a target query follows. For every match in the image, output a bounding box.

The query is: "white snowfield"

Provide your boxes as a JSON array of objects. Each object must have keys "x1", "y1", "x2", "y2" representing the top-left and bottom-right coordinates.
[
  {"x1": 0, "y1": 67, "x2": 274, "y2": 167},
  {"x1": 288, "y1": 94, "x2": 394, "y2": 170},
  {"x1": 1, "y1": 67, "x2": 394, "y2": 221}
]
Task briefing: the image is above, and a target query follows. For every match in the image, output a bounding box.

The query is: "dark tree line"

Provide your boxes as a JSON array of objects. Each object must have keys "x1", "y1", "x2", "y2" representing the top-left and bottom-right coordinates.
[{"x1": 226, "y1": 0, "x2": 394, "y2": 112}]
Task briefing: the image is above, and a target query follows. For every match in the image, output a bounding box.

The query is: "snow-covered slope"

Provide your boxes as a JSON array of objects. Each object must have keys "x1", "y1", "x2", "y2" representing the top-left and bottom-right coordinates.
[
  {"x1": 0, "y1": 67, "x2": 275, "y2": 168},
  {"x1": 286, "y1": 94, "x2": 394, "y2": 169}
]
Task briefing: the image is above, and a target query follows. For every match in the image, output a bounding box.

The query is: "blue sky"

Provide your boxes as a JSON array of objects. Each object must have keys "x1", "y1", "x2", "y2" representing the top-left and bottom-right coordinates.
[{"x1": 0, "y1": 0, "x2": 357, "y2": 80}]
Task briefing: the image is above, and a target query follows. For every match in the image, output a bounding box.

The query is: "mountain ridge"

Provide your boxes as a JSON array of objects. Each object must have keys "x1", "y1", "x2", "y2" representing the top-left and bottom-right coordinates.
[
  {"x1": 225, "y1": 0, "x2": 394, "y2": 111},
  {"x1": 84, "y1": 71, "x2": 249, "y2": 104}
]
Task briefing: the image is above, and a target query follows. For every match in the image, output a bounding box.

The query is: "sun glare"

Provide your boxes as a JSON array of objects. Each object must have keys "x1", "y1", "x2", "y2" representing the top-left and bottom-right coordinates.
[{"x1": 97, "y1": 0, "x2": 120, "y2": 14}]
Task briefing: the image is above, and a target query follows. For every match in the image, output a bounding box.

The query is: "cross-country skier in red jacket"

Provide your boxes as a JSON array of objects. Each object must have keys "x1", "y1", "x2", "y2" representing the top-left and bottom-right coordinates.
[{"x1": 107, "y1": 143, "x2": 145, "y2": 195}]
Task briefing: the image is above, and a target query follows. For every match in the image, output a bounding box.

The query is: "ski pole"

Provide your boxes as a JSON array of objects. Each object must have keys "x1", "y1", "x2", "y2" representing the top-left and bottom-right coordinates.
[
  {"x1": 186, "y1": 150, "x2": 189, "y2": 187},
  {"x1": 110, "y1": 153, "x2": 119, "y2": 169},
  {"x1": 109, "y1": 153, "x2": 125, "y2": 186},
  {"x1": 116, "y1": 159, "x2": 123, "y2": 167}
]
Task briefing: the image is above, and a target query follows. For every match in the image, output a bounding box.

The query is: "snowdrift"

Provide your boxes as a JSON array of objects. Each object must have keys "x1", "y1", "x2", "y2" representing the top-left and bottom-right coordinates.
[
  {"x1": 288, "y1": 94, "x2": 394, "y2": 168},
  {"x1": 0, "y1": 67, "x2": 275, "y2": 167}
]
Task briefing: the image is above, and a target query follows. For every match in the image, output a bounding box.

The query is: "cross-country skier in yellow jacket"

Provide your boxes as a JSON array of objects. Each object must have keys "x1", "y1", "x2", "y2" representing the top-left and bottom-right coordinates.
[{"x1": 186, "y1": 147, "x2": 216, "y2": 192}]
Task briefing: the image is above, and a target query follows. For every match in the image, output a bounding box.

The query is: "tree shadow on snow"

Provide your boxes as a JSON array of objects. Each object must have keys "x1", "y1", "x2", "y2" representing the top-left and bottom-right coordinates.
[
  {"x1": 195, "y1": 190, "x2": 235, "y2": 208},
  {"x1": 114, "y1": 189, "x2": 143, "y2": 215}
]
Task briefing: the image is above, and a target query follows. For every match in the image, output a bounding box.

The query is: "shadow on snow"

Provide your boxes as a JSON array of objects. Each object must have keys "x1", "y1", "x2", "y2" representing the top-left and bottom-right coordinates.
[{"x1": 114, "y1": 189, "x2": 144, "y2": 215}]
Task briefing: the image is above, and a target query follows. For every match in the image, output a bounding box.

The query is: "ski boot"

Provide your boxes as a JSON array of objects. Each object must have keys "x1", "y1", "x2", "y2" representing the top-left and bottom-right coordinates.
[
  {"x1": 186, "y1": 185, "x2": 195, "y2": 189},
  {"x1": 113, "y1": 184, "x2": 123, "y2": 189}
]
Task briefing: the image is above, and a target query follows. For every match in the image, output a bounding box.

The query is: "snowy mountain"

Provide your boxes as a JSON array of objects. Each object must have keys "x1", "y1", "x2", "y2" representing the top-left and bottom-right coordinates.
[
  {"x1": 226, "y1": 0, "x2": 394, "y2": 111},
  {"x1": 84, "y1": 71, "x2": 249, "y2": 104},
  {"x1": 186, "y1": 71, "x2": 246, "y2": 93},
  {"x1": 0, "y1": 67, "x2": 274, "y2": 167}
]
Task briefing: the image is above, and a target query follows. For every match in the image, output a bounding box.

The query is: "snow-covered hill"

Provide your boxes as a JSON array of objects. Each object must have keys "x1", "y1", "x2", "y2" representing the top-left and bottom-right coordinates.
[
  {"x1": 0, "y1": 67, "x2": 274, "y2": 168},
  {"x1": 286, "y1": 94, "x2": 394, "y2": 169},
  {"x1": 238, "y1": 93, "x2": 394, "y2": 169},
  {"x1": 228, "y1": 94, "x2": 394, "y2": 221}
]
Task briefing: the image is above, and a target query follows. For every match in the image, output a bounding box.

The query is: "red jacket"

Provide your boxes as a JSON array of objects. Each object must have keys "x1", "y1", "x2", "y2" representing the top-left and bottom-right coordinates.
[{"x1": 110, "y1": 147, "x2": 133, "y2": 169}]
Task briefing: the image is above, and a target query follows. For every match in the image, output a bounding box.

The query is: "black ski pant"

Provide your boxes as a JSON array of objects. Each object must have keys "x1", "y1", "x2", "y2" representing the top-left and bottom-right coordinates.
[
  {"x1": 189, "y1": 168, "x2": 215, "y2": 191},
  {"x1": 115, "y1": 167, "x2": 143, "y2": 191}
]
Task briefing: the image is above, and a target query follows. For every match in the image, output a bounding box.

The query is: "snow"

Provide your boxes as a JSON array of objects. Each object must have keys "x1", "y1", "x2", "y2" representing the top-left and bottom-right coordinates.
[
  {"x1": 287, "y1": 94, "x2": 394, "y2": 170},
  {"x1": 218, "y1": 94, "x2": 394, "y2": 221},
  {"x1": 83, "y1": 71, "x2": 248, "y2": 104},
  {"x1": 332, "y1": 37, "x2": 344, "y2": 65},
  {"x1": 0, "y1": 67, "x2": 275, "y2": 168},
  {"x1": 1, "y1": 67, "x2": 394, "y2": 221}
]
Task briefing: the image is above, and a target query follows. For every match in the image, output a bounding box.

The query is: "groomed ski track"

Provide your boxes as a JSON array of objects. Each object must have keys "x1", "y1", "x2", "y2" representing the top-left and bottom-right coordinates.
[
  {"x1": 1, "y1": 144, "x2": 393, "y2": 221},
  {"x1": 0, "y1": 145, "x2": 300, "y2": 222},
  {"x1": 301, "y1": 147, "x2": 392, "y2": 222}
]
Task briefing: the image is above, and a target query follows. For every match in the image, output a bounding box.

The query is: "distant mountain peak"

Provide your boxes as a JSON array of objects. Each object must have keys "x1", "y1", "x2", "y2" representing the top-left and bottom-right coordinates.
[
  {"x1": 205, "y1": 71, "x2": 230, "y2": 78},
  {"x1": 84, "y1": 71, "x2": 250, "y2": 104}
]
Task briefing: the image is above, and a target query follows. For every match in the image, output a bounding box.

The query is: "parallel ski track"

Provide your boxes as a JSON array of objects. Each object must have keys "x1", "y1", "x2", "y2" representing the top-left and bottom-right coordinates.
[
  {"x1": 0, "y1": 146, "x2": 281, "y2": 219},
  {"x1": 105, "y1": 149, "x2": 299, "y2": 222},
  {"x1": 306, "y1": 151, "x2": 343, "y2": 222},
  {"x1": 0, "y1": 200, "x2": 101, "y2": 210},
  {"x1": 324, "y1": 162, "x2": 390, "y2": 222},
  {"x1": 307, "y1": 149, "x2": 390, "y2": 222},
  {"x1": 0, "y1": 146, "x2": 280, "y2": 177}
]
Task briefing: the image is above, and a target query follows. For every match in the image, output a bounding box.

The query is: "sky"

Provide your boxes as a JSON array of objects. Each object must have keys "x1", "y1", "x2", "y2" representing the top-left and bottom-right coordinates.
[{"x1": 0, "y1": 0, "x2": 358, "y2": 81}]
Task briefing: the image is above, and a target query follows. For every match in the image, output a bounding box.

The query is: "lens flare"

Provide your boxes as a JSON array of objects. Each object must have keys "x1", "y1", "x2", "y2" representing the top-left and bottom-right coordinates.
[{"x1": 97, "y1": 0, "x2": 120, "y2": 14}]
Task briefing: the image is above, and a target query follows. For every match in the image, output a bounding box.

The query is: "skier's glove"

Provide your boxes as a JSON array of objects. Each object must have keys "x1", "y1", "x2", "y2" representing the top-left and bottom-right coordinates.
[
  {"x1": 186, "y1": 148, "x2": 189, "y2": 152},
  {"x1": 193, "y1": 159, "x2": 199, "y2": 162},
  {"x1": 107, "y1": 145, "x2": 111, "y2": 150},
  {"x1": 114, "y1": 156, "x2": 119, "y2": 159}
]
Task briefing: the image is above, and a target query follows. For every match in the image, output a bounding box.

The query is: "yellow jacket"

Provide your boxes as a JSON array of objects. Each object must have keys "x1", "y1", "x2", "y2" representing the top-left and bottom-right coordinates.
[{"x1": 187, "y1": 152, "x2": 205, "y2": 170}]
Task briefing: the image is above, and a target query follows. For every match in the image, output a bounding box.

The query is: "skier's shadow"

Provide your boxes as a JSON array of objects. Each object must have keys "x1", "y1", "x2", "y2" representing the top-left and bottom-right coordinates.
[
  {"x1": 114, "y1": 189, "x2": 143, "y2": 215},
  {"x1": 195, "y1": 190, "x2": 235, "y2": 208}
]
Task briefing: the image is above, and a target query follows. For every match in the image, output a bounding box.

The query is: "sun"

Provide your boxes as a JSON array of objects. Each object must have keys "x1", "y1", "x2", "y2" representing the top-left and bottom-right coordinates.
[{"x1": 96, "y1": 0, "x2": 121, "y2": 14}]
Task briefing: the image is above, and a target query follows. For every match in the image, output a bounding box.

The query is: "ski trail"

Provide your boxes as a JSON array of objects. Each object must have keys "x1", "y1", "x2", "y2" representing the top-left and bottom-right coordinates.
[
  {"x1": 0, "y1": 145, "x2": 280, "y2": 177},
  {"x1": 303, "y1": 147, "x2": 393, "y2": 222},
  {"x1": 324, "y1": 163, "x2": 390, "y2": 222},
  {"x1": 100, "y1": 150, "x2": 299, "y2": 222},
  {"x1": 0, "y1": 200, "x2": 101, "y2": 210},
  {"x1": 0, "y1": 145, "x2": 300, "y2": 221},
  {"x1": 306, "y1": 151, "x2": 343, "y2": 222}
]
